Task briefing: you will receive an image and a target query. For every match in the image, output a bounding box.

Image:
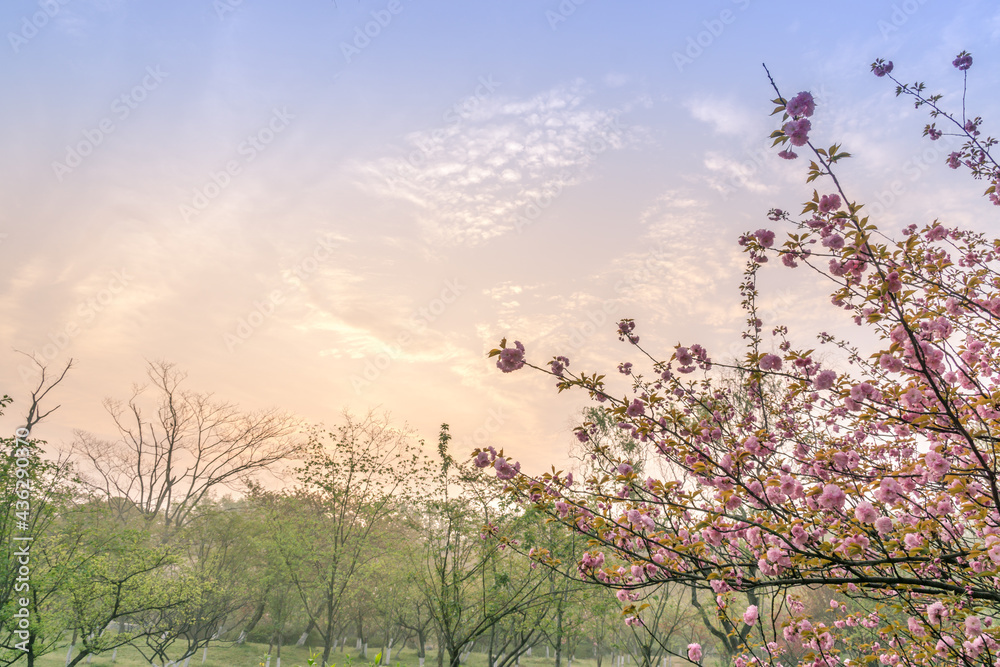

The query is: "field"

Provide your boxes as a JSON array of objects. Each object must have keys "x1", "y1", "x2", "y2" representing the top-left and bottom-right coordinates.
[{"x1": 30, "y1": 642, "x2": 707, "y2": 667}]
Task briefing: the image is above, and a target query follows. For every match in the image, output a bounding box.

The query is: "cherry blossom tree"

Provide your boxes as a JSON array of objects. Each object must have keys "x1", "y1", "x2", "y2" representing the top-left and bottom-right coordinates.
[{"x1": 479, "y1": 53, "x2": 1000, "y2": 667}]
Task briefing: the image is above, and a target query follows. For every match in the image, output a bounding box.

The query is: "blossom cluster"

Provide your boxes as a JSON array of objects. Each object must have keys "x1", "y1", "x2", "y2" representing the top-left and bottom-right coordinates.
[
  {"x1": 483, "y1": 52, "x2": 1000, "y2": 667},
  {"x1": 874, "y1": 52, "x2": 999, "y2": 207},
  {"x1": 777, "y1": 91, "x2": 816, "y2": 160}
]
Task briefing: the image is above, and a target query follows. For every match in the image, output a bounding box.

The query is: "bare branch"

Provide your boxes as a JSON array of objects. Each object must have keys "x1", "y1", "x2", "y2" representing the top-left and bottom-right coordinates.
[
  {"x1": 72, "y1": 360, "x2": 305, "y2": 534},
  {"x1": 15, "y1": 351, "x2": 74, "y2": 436}
]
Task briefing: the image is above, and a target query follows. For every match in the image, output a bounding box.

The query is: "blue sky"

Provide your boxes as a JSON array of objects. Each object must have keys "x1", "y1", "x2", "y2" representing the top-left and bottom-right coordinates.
[{"x1": 2, "y1": 0, "x2": 998, "y2": 472}]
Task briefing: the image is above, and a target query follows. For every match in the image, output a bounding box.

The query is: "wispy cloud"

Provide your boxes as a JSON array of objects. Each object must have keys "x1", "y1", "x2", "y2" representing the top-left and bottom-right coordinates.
[
  {"x1": 685, "y1": 96, "x2": 759, "y2": 137},
  {"x1": 617, "y1": 191, "x2": 741, "y2": 325},
  {"x1": 353, "y1": 81, "x2": 638, "y2": 246}
]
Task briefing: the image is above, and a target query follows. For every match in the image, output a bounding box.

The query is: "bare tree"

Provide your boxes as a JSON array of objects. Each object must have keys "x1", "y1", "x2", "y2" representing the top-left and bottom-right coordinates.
[
  {"x1": 14, "y1": 351, "x2": 74, "y2": 436},
  {"x1": 72, "y1": 360, "x2": 302, "y2": 534}
]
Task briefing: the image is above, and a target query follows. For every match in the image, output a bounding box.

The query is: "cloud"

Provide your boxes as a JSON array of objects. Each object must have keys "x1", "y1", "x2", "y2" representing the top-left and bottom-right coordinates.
[
  {"x1": 701, "y1": 150, "x2": 775, "y2": 195},
  {"x1": 353, "y1": 81, "x2": 638, "y2": 246},
  {"x1": 603, "y1": 72, "x2": 630, "y2": 88},
  {"x1": 610, "y1": 191, "x2": 741, "y2": 325},
  {"x1": 685, "y1": 96, "x2": 758, "y2": 137}
]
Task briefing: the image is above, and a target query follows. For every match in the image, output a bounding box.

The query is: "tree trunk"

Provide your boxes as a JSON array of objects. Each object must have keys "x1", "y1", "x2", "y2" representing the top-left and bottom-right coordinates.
[
  {"x1": 321, "y1": 593, "x2": 337, "y2": 667},
  {"x1": 356, "y1": 613, "x2": 367, "y2": 659},
  {"x1": 22, "y1": 627, "x2": 36, "y2": 667},
  {"x1": 240, "y1": 598, "x2": 268, "y2": 644},
  {"x1": 554, "y1": 604, "x2": 564, "y2": 667},
  {"x1": 66, "y1": 648, "x2": 98, "y2": 667},
  {"x1": 65, "y1": 628, "x2": 78, "y2": 667},
  {"x1": 297, "y1": 619, "x2": 317, "y2": 646}
]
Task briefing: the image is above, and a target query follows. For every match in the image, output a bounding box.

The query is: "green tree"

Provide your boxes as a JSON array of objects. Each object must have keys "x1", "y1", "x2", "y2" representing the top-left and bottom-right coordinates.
[
  {"x1": 417, "y1": 426, "x2": 554, "y2": 667},
  {"x1": 0, "y1": 360, "x2": 77, "y2": 666},
  {"x1": 257, "y1": 411, "x2": 431, "y2": 667},
  {"x1": 44, "y1": 503, "x2": 185, "y2": 667}
]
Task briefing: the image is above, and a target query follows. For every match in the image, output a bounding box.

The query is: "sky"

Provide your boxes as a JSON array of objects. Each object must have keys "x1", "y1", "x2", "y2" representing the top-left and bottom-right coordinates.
[{"x1": 1, "y1": 0, "x2": 999, "y2": 477}]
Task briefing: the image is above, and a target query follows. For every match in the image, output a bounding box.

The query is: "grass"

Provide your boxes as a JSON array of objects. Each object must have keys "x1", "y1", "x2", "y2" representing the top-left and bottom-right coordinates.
[{"x1": 33, "y1": 640, "x2": 715, "y2": 667}]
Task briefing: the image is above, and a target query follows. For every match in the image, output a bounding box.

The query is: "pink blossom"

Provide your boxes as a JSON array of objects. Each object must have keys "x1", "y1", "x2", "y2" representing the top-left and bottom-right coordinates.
[
  {"x1": 497, "y1": 341, "x2": 526, "y2": 373},
  {"x1": 875, "y1": 516, "x2": 893, "y2": 535},
  {"x1": 947, "y1": 152, "x2": 962, "y2": 169},
  {"x1": 474, "y1": 451, "x2": 492, "y2": 468},
  {"x1": 626, "y1": 398, "x2": 644, "y2": 418},
  {"x1": 952, "y1": 52, "x2": 973, "y2": 70},
  {"x1": 814, "y1": 370, "x2": 837, "y2": 390},
  {"x1": 966, "y1": 616, "x2": 983, "y2": 638},
  {"x1": 855, "y1": 501, "x2": 878, "y2": 524},
  {"x1": 926, "y1": 224, "x2": 948, "y2": 241},
  {"x1": 743, "y1": 605, "x2": 759, "y2": 626},
  {"x1": 778, "y1": 149, "x2": 798, "y2": 160},
  {"x1": 687, "y1": 644, "x2": 703, "y2": 663},
  {"x1": 924, "y1": 450, "x2": 950, "y2": 478},
  {"x1": 879, "y1": 354, "x2": 904, "y2": 373},
  {"x1": 875, "y1": 477, "x2": 903, "y2": 504},
  {"x1": 822, "y1": 234, "x2": 845, "y2": 250},
  {"x1": 935, "y1": 637, "x2": 954, "y2": 656},
  {"x1": 934, "y1": 498, "x2": 953, "y2": 516},
  {"x1": 818, "y1": 194, "x2": 842, "y2": 214},
  {"x1": 872, "y1": 60, "x2": 894, "y2": 77},
  {"x1": 902, "y1": 387, "x2": 923, "y2": 408},
  {"x1": 926, "y1": 600, "x2": 946, "y2": 624},
  {"x1": 886, "y1": 271, "x2": 903, "y2": 293},
  {"x1": 755, "y1": 229, "x2": 776, "y2": 248},
  {"x1": 494, "y1": 457, "x2": 520, "y2": 480},
  {"x1": 849, "y1": 382, "x2": 877, "y2": 402},
  {"x1": 818, "y1": 483, "x2": 846, "y2": 511},
  {"x1": 783, "y1": 118, "x2": 811, "y2": 146},
  {"x1": 617, "y1": 319, "x2": 638, "y2": 344},
  {"x1": 786, "y1": 91, "x2": 816, "y2": 118},
  {"x1": 550, "y1": 355, "x2": 569, "y2": 377},
  {"x1": 690, "y1": 343, "x2": 712, "y2": 369},
  {"x1": 760, "y1": 354, "x2": 782, "y2": 371}
]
